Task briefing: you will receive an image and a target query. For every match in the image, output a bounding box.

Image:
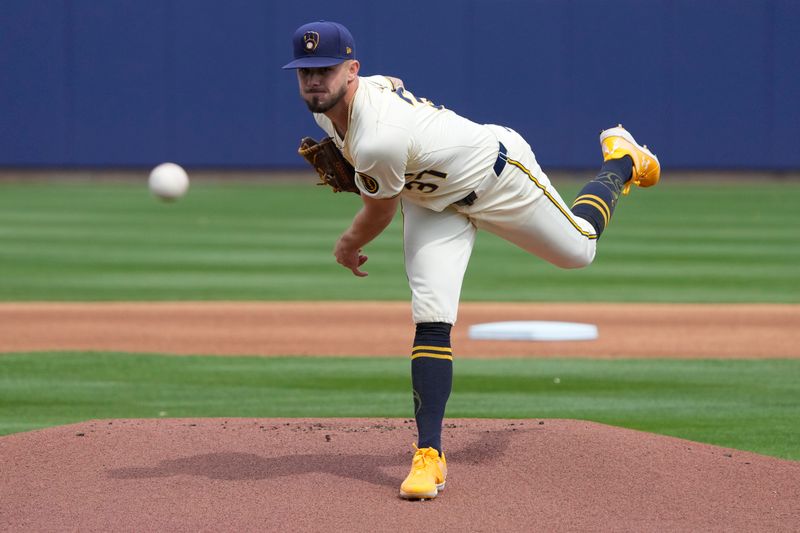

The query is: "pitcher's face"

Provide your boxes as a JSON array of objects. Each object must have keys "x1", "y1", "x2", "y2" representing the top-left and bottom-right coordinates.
[{"x1": 297, "y1": 61, "x2": 355, "y2": 113}]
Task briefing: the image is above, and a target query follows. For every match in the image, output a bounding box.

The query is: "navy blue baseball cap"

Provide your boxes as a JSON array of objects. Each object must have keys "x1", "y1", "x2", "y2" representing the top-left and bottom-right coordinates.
[{"x1": 282, "y1": 21, "x2": 356, "y2": 69}]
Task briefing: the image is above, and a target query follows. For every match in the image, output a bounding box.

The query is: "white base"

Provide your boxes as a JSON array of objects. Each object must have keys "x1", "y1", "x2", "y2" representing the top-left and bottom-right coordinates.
[{"x1": 468, "y1": 321, "x2": 598, "y2": 341}]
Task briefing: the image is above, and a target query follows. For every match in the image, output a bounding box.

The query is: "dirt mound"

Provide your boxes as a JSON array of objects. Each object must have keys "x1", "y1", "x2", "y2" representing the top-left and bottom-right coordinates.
[
  {"x1": 1, "y1": 302, "x2": 798, "y2": 358},
  {"x1": 1, "y1": 418, "x2": 798, "y2": 532}
]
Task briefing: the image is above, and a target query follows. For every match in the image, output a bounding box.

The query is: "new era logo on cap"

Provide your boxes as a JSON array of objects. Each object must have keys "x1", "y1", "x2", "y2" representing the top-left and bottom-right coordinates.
[{"x1": 282, "y1": 21, "x2": 356, "y2": 69}]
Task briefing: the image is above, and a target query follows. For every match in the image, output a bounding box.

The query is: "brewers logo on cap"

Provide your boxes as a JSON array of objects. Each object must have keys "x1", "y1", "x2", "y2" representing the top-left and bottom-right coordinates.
[
  {"x1": 303, "y1": 31, "x2": 320, "y2": 52},
  {"x1": 357, "y1": 172, "x2": 380, "y2": 194}
]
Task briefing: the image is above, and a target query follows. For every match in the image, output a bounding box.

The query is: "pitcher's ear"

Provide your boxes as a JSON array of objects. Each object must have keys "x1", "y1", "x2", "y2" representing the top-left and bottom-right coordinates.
[{"x1": 348, "y1": 60, "x2": 360, "y2": 80}]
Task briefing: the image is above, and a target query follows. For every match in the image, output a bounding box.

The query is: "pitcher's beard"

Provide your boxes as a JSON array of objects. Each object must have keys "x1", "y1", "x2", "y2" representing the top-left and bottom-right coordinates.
[{"x1": 304, "y1": 85, "x2": 347, "y2": 113}]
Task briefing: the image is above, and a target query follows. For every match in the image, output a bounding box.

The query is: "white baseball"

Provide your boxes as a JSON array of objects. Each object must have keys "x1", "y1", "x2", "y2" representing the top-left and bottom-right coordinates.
[{"x1": 148, "y1": 162, "x2": 189, "y2": 201}]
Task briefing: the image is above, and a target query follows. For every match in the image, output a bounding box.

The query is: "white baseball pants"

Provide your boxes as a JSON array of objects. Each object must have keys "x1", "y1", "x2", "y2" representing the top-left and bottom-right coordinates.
[{"x1": 402, "y1": 125, "x2": 597, "y2": 324}]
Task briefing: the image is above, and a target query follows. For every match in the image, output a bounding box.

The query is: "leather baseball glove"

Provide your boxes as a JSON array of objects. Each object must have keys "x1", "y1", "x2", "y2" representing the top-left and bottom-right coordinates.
[{"x1": 298, "y1": 137, "x2": 359, "y2": 194}]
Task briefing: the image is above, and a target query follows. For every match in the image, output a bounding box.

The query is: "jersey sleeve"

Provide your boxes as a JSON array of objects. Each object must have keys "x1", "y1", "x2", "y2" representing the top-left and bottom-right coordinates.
[{"x1": 352, "y1": 131, "x2": 410, "y2": 199}]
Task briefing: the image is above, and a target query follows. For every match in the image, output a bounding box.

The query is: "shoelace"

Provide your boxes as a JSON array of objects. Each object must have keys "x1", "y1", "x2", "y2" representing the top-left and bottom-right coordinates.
[{"x1": 411, "y1": 444, "x2": 440, "y2": 470}]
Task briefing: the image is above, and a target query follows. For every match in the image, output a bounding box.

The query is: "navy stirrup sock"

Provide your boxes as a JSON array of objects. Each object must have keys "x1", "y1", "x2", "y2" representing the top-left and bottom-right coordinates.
[
  {"x1": 571, "y1": 155, "x2": 633, "y2": 237},
  {"x1": 411, "y1": 322, "x2": 453, "y2": 454}
]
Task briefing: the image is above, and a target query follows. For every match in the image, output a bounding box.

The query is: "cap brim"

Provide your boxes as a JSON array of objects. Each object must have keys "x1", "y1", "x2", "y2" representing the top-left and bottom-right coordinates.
[{"x1": 281, "y1": 56, "x2": 348, "y2": 69}]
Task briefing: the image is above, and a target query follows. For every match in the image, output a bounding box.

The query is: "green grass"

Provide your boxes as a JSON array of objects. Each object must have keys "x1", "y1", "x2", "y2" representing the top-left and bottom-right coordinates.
[
  {"x1": 0, "y1": 180, "x2": 798, "y2": 302},
  {"x1": 1, "y1": 352, "x2": 798, "y2": 461}
]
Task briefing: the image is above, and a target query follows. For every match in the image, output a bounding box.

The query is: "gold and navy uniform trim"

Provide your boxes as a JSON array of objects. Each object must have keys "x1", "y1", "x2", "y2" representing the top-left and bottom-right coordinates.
[
  {"x1": 357, "y1": 172, "x2": 380, "y2": 194},
  {"x1": 572, "y1": 194, "x2": 611, "y2": 228},
  {"x1": 411, "y1": 345, "x2": 453, "y2": 361},
  {"x1": 506, "y1": 158, "x2": 598, "y2": 240}
]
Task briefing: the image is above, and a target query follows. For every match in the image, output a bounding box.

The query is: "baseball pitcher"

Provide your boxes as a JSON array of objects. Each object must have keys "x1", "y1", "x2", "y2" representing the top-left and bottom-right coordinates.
[{"x1": 284, "y1": 20, "x2": 660, "y2": 500}]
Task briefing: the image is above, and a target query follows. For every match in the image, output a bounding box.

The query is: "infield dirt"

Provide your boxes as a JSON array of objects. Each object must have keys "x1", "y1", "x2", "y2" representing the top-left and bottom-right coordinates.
[
  {"x1": 1, "y1": 301, "x2": 798, "y2": 358},
  {"x1": 2, "y1": 418, "x2": 799, "y2": 532}
]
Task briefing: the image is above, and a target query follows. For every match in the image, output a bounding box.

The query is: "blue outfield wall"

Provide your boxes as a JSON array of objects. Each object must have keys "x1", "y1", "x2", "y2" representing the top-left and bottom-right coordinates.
[{"x1": 1, "y1": 0, "x2": 798, "y2": 170}]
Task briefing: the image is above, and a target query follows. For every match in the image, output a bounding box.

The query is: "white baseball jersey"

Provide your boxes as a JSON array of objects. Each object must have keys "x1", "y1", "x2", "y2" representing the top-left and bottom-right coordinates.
[
  {"x1": 314, "y1": 76, "x2": 500, "y2": 211},
  {"x1": 315, "y1": 76, "x2": 598, "y2": 325}
]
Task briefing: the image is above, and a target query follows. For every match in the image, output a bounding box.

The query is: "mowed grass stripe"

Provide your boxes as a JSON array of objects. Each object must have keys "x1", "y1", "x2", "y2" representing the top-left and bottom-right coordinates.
[
  {"x1": 0, "y1": 226, "x2": 340, "y2": 247},
  {"x1": 0, "y1": 180, "x2": 797, "y2": 302},
  {"x1": 2, "y1": 245, "x2": 337, "y2": 268},
  {"x1": 1, "y1": 353, "x2": 798, "y2": 461}
]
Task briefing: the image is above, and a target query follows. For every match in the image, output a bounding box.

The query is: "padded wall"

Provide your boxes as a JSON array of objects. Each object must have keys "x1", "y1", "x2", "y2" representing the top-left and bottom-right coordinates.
[{"x1": 1, "y1": 0, "x2": 798, "y2": 169}]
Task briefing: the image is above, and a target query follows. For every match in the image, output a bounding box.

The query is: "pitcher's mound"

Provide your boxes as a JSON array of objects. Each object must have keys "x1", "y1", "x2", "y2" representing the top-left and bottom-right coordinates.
[{"x1": 1, "y1": 418, "x2": 798, "y2": 532}]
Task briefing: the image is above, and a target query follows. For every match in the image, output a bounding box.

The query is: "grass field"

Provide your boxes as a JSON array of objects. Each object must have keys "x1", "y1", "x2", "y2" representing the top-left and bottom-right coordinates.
[
  {"x1": 1, "y1": 178, "x2": 798, "y2": 460},
  {"x1": 0, "y1": 180, "x2": 798, "y2": 302}
]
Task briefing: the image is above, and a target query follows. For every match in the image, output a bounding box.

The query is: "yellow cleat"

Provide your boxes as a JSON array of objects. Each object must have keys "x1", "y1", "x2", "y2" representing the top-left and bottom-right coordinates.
[
  {"x1": 399, "y1": 445, "x2": 447, "y2": 500},
  {"x1": 600, "y1": 125, "x2": 661, "y2": 195}
]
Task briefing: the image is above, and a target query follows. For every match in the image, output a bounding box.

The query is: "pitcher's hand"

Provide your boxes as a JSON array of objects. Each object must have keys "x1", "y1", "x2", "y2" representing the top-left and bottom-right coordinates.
[{"x1": 334, "y1": 239, "x2": 369, "y2": 277}]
